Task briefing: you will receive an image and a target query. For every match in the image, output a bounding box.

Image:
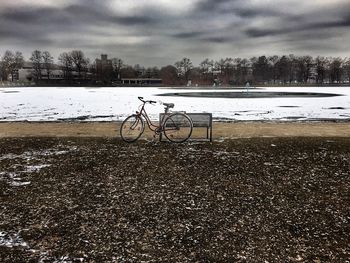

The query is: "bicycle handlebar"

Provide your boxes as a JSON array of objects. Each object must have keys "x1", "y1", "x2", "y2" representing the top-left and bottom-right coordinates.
[{"x1": 138, "y1": 97, "x2": 156, "y2": 104}]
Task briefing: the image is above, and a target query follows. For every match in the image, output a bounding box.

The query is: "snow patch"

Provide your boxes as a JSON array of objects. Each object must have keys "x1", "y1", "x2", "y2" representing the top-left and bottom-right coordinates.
[
  {"x1": 25, "y1": 164, "x2": 51, "y2": 172},
  {"x1": 10, "y1": 181, "x2": 31, "y2": 186},
  {"x1": 0, "y1": 146, "x2": 75, "y2": 186},
  {"x1": 0, "y1": 231, "x2": 29, "y2": 248},
  {"x1": 0, "y1": 87, "x2": 349, "y2": 121}
]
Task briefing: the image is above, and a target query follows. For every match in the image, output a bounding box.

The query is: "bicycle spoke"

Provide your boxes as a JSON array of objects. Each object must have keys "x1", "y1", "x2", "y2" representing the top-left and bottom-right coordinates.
[
  {"x1": 120, "y1": 115, "x2": 144, "y2": 142},
  {"x1": 163, "y1": 113, "x2": 193, "y2": 143}
]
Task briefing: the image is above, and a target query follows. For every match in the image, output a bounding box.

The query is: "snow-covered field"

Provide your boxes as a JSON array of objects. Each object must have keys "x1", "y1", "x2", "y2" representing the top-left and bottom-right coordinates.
[{"x1": 0, "y1": 87, "x2": 349, "y2": 121}]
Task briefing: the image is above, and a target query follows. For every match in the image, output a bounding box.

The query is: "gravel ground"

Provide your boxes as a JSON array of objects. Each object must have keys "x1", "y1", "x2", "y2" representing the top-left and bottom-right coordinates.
[{"x1": 0, "y1": 137, "x2": 349, "y2": 262}]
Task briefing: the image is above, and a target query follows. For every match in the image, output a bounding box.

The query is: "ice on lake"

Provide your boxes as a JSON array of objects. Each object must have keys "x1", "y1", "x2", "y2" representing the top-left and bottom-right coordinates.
[{"x1": 0, "y1": 86, "x2": 350, "y2": 121}]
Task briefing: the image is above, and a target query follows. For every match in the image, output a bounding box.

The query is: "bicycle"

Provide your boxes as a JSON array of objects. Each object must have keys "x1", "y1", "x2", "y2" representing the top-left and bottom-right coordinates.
[{"x1": 120, "y1": 97, "x2": 193, "y2": 143}]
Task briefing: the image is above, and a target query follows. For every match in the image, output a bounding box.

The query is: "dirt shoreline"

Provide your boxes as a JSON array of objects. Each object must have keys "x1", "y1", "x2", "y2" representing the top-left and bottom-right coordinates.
[{"x1": 0, "y1": 121, "x2": 350, "y2": 139}]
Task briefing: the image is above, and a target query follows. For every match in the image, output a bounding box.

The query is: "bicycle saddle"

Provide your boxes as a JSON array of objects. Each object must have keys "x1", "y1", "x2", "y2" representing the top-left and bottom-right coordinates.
[{"x1": 163, "y1": 103, "x2": 174, "y2": 108}]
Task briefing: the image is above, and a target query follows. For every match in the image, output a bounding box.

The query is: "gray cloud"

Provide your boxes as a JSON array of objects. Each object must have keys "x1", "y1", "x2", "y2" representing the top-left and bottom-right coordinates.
[
  {"x1": 0, "y1": 0, "x2": 349, "y2": 66},
  {"x1": 0, "y1": 4, "x2": 157, "y2": 28},
  {"x1": 196, "y1": 0, "x2": 238, "y2": 13},
  {"x1": 201, "y1": 36, "x2": 234, "y2": 43},
  {"x1": 245, "y1": 12, "x2": 350, "y2": 38},
  {"x1": 110, "y1": 15, "x2": 156, "y2": 26},
  {"x1": 171, "y1": 31, "x2": 205, "y2": 39}
]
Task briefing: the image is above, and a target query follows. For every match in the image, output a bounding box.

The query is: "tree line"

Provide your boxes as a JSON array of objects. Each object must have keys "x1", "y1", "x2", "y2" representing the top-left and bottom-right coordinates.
[
  {"x1": 172, "y1": 55, "x2": 350, "y2": 86},
  {"x1": 1, "y1": 49, "x2": 350, "y2": 86}
]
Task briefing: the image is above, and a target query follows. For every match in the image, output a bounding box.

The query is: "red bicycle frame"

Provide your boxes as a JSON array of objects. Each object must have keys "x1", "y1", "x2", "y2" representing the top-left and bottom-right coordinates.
[{"x1": 135, "y1": 98, "x2": 170, "y2": 133}]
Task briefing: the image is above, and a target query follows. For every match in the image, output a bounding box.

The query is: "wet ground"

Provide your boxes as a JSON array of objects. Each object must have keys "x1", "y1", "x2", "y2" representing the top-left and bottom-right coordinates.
[{"x1": 0, "y1": 137, "x2": 349, "y2": 262}]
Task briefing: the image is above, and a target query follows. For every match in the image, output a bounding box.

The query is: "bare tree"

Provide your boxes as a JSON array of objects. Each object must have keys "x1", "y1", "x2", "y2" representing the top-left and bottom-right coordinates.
[
  {"x1": 160, "y1": 65, "x2": 179, "y2": 85},
  {"x1": 287, "y1": 54, "x2": 297, "y2": 84},
  {"x1": 2, "y1": 49, "x2": 349, "y2": 87},
  {"x1": 223, "y1": 58, "x2": 234, "y2": 84},
  {"x1": 0, "y1": 61, "x2": 6, "y2": 81},
  {"x1": 144, "y1": 66, "x2": 160, "y2": 79},
  {"x1": 343, "y1": 58, "x2": 350, "y2": 83},
  {"x1": 275, "y1": 56, "x2": 289, "y2": 84},
  {"x1": 199, "y1": 58, "x2": 214, "y2": 85},
  {"x1": 174, "y1": 61, "x2": 182, "y2": 76},
  {"x1": 70, "y1": 50, "x2": 89, "y2": 80},
  {"x1": 1, "y1": 51, "x2": 14, "y2": 81},
  {"x1": 174, "y1": 57, "x2": 193, "y2": 81},
  {"x1": 120, "y1": 66, "x2": 137, "y2": 78},
  {"x1": 42, "y1": 51, "x2": 54, "y2": 82},
  {"x1": 251, "y1": 56, "x2": 269, "y2": 84},
  {"x1": 29, "y1": 50, "x2": 43, "y2": 82},
  {"x1": 268, "y1": 55, "x2": 279, "y2": 84},
  {"x1": 111, "y1": 58, "x2": 124, "y2": 80},
  {"x1": 315, "y1": 56, "x2": 328, "y2": 84},
  {"x1": 58, "y1": 52, "x2": 73, "y2": 83},
  {"x1": 182, "y1": 57, "x2": 193, "y2": 81},
  {"x1": 329, "y1": 57, "x2": 343, "y2": 83},
  {"x1": 213, "y1": 58, "x2": 234, "y2": 85},
  {"x1": 233, "y1": 58, "x2": 250, "y2": 85},
  {"x1": 133, "y1": 64, "x2": 145, "y2": 78},
  {"x1": 1, "y1": 50, "x2": 24, "y2": 81},
  {"x1": 14, "y1": 52, "x2": 24, "y2": 72},
  {"x1": 296, "y1": 56, "x2": 313, "y2": 83},
  {"x1": 199, "y1": 58, "x2": 214, "y2": 74},
  {"x1": 214, "y1": 58, "x2": 226, "y2": 75}
]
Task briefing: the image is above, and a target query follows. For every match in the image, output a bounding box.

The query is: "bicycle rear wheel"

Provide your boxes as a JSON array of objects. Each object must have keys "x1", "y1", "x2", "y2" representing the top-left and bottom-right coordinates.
[
  {"x1": 163, "y1": 113, "x2": 193, "y2": 143},
  {"x1": 120, "y1": 115, "x2": 145, "y2": 142}
]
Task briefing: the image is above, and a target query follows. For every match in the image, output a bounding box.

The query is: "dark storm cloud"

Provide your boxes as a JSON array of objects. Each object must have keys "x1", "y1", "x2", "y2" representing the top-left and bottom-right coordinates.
[
  {"x1": 110, "y1": 15, "x2": 156, "y2": 26},
  {"x1": 317, "y1": 16, "x2": 350, "y2": 28},
  {"x1": 1, "y1": 7, "x2": 69, "y2": 25},
  {"x1": 171, "y1": 31, "x2": 233, "y2": 44},
  {"x1": 201, "y1": 36, "x2": 234, "y2": 43},
  {"x1": 171, "y1": 31, "x2": 205, "y2": 39},
  {"x1": 194, "y1": 0, "x2": 278, "y2": 18},
  {"x1": 62, "y1": 3, "x2": 157, "y2": 26},
  {"x1": 0, "y1": 0, "x2": 350, "y2": 65},
  {"x1": 196, "y1": 0, "x2": 237, "y2": 12},
  {"x1": 0, "y1": 4, "x2": 157, "y2": 28},
  {"x1": 245, "y1": 28, "x2": 281, "y2": 38},
  {"x1": 0, "y1": 26, "x2": 53, "y2": 47},
  {"x1": 245, "y1": 12, "x2": 350, "y2": 38},
  {"x1": 233, "y1": 7, "x2": 281, "y2": 18},
  {"x1": 0, "y1": 1, "x2": 161, "y2": 52}
]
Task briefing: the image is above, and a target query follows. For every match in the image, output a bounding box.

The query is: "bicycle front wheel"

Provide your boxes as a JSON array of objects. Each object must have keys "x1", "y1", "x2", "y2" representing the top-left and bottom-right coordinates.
[
  {"x1": 120, "y1": 115, "x2": 145, "y2": 142},
  {"x1": 163, "y1": 113, "x2": 193, "y2": 143}
]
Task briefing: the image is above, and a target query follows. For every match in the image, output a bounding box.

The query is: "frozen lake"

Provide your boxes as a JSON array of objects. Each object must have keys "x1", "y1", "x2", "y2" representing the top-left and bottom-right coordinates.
[{"x1": 0, "y1": 87, "x2": 349, "y2": 122}]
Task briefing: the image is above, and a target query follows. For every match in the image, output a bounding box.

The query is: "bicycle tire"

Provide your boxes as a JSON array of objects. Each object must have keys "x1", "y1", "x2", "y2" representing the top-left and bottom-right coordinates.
[
  {"x1": 163, "y1": 112, "x2": 193, "y2": 143},
  {"x1": 120, "y1": 115, "x2": 145, "y2": 142}
]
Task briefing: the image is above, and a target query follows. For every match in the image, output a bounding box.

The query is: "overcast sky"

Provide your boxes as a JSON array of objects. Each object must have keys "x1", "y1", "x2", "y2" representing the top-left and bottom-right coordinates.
[{"x1": 0, "y1": 0, "x2": 349, "y2": 66}]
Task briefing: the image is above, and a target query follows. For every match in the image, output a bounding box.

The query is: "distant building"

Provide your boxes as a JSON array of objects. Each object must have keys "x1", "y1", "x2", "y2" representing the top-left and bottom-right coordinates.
[
  {"x1": 121, "y1": 78, "x2": 162, "y2": 86},
  {"x1": 95, "y1": 54, "x2": 113, "y2": 82},
  {"x1": 18, "y1": 62, "x2": 66, "y2": 82},
  {"x1": 17, "y1": 62, "x2": 33, "y2": 81},
  {"x1": 17, "y1": 61, "x2": 91, "y2": 83}
]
